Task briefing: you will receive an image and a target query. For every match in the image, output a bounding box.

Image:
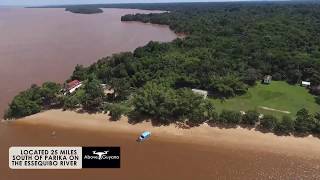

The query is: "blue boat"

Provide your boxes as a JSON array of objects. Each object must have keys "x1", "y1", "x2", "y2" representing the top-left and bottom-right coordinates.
[{"x1": 137, "y1": 131, "x2": 151, "y2": 142}]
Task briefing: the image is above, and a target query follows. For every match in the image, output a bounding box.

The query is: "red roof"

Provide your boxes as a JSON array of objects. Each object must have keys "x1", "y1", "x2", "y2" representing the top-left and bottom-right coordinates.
[{"x1": 67, "y1": 80, "x2": 81, "y2": 90}]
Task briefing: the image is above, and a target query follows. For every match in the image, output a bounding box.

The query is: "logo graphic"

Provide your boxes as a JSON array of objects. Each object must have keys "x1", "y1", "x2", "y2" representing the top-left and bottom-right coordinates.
[
  {"x1": 92, "y1": 151, "x2": 109, "y2": 160},
  {"x1": 82, "y1": 147, "x2": 120, "y2": 168}
]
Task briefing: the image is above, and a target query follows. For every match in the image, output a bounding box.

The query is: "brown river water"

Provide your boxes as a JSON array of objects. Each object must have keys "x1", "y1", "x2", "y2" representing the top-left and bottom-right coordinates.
[
  {"x1": 1, "y1": 121, "x2": 320, "y2": 179},
  {"x1": 0, "y1": 7, "x2": 177, "y2": 117},
  {"x1": 1, "y1": 7, "x2": 320, "y2": 180}
]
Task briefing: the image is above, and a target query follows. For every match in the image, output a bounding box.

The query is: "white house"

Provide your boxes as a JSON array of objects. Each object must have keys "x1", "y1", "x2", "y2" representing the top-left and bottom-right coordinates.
[
  {"x1": 263, "y1": 75, "x2": 272, "y2": 84},
  {"x1": 192, "y1": 89, "x2": 208, "y2": 99},
  {"x1": 301, "y1": 81, "x2": 311, "y2": 87}
]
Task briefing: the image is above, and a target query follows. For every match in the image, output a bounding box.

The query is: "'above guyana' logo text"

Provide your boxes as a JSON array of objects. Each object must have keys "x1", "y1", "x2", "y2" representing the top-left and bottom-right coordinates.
[{"x1": 82, "y1": 147, "x2": 120, "y2": 168}]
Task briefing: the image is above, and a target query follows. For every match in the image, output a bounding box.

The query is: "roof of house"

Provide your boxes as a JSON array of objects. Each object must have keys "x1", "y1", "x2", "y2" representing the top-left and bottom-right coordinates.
[
  {"x1": 192, "y1": 89, "x2": 208, "y2": 94},
  {"x1": 302, "y1": 81, "x2": 311, "y2": 85},
  {"x1": 264, "y1": 75, "x2": 272, "y2": 80},
  {"x1": 67, "y1": 80, "x2": 81, "y2": 89}
]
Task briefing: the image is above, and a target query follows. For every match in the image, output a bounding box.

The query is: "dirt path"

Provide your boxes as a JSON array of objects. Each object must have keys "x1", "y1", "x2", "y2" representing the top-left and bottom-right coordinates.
[{"x1": 259, "y1": 106, "x2": 291, "y2": 114}]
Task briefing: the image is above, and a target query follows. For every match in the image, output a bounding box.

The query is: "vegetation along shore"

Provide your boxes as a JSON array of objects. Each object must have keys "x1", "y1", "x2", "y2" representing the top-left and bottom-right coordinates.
[{"x1": 5, "y1": 2, "x2": 320, "y2": 138}]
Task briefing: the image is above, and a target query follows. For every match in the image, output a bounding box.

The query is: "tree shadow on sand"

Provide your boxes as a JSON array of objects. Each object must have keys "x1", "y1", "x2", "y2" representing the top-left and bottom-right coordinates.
[
  {"x1": 73, "y1": 108, "x2": 103, "y2": 115},
  {"x1": 208, "y1": 123, "x2": 238, "y2": 129},
  {"x1": 127, "y1": 112, "x2": 179, "y2": 127},
  {"x1": 207, "y1": 122, "x2": 256, "y2": 131},
  {"x1": 110, "y1": 111, "x2": 320, "y2": 139}
]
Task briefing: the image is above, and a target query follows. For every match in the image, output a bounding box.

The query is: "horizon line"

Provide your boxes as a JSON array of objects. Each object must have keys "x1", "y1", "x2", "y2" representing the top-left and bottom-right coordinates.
[{"x1": 1, "y1": 0, "x2": 298, "y2": 8}]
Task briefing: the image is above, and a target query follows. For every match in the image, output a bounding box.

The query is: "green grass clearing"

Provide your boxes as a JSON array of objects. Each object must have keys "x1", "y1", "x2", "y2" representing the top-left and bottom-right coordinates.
[{"x1": 211, "y1": 81, "x2": 320, "y2": 118}]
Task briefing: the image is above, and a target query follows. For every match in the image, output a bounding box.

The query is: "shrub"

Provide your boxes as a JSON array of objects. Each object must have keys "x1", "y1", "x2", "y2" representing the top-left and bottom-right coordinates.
[
  {"x1": 109, "y1": 106, "x2": 124, "y2": 121},
  {"x1": 40, "y1": 82, "x2": 62, "y2": 106},
  {"x1": 187, "y1": 108, "x2": 207, "y2": 125},
  {"x1": 295, "y1": 108, "x2": 315, "y2": 134},
  {"x1": 259, "y1": 115, "x2": 278, "y2": 131},
  {"x1": 187, "y1": 100, "x2": 217, "y2": 125},
  {"x1": 312, "y1": 113, "x2": 320, "y2": 134},
  {"x1": 242, "y1": 110, "x2": 260, "y2": 125},
  {"x1": 275, "y1": 115, "x2": 295, "y2": 135},
  {"x1": 219, "y1": 110, "x2": 242, "y2": 124},
  {"x1": 133, "y1": 83, "x2": 177, "y2": 122},
  {"x1": 63, "y1": 96, "x2": 80, "y2": 110},
  {"x1": 316, "y1": 96, "x2": 320, "y2": 105},
  {"x1": 107, "y1": 103, "x2": 131, "y2": 121},
  {"x1": 4, "y1": 82, "x2": 61, "y2": 119},
  {"x1": 4, "y1": 97, "x2": 41, "y2": 119},
  {"x1": 82, "y1": 76, "x2": 105, "y2": 111},
  {"x1": 4, "y1": 86, "x2": 42, "y2": 119},
  {"x1": 203, "y1": 100, "x2": 219, "y2": 125}
]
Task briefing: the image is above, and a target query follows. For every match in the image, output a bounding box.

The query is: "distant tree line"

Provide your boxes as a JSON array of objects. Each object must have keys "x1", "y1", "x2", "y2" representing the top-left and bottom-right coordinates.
[{"x1": 65, "y1": 7, "x2": 103, "y2": 14}]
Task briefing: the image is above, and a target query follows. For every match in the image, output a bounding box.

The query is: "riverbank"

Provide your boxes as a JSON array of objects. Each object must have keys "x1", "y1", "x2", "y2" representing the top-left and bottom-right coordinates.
[
  {"x1": 11, "y1": 109, "x2": 320, "y2": 160},
  {"x1": 2, "y1": 109, "x2": 320, "y2": 179}
]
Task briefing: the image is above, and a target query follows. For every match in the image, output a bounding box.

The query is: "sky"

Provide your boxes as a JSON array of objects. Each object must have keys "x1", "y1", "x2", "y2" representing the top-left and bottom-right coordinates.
[{"x1": 0, "y1": 0, "x2": 288, "y2": 6}]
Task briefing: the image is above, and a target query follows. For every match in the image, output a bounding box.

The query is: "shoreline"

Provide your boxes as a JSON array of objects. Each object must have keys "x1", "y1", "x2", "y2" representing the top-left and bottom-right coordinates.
[{"x1": 8, "y1": 109, "x2": 320, "y2": 160}]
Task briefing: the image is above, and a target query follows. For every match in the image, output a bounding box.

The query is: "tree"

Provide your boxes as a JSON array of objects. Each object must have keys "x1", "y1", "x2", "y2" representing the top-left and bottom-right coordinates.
[
  {"x1": 133, "y1": 83, "x2": 216, "y2": 124},
  {"x1": 219, "y1": 110, "x2": 242, "y2": 124},
  {"x1": 312, "y1": 113, "x2": 320, "y2": 134},
  {"x1": 203, "y1": 101, "x2": 218, "y2": 122},
  {"x1": 287, "y1": 69, "x2": 302, "y2": 84},
  {"x1": 71, "y1": 64, "x2": 88, "y2": 81},
  {"x1": 275, "y1": 115, "x2": 295, "y2": 135},
  {"x1": 109, "y1": 105, "x2": 124, "y2": 121},
  {"x1": 259, "y1": 115, "x2": 278, "y2": 131},
  {"x1": 175, "y1": 88, "x2": 217, "y2": 125},
  {"x1": 111, "y1": 78, "x2": 132, "y2": 101},
  {"x1": 4, "y1": 96, "x2": 41, "y2": 119},
  {"x1": 209, "y1": 76, "x2": 248, "y2": 98},
  {"x1": 176, "y1": 89, "x2": 207, "y2": 123},
  {"x1": 316, "y1": 96, "x2": 320, "y2": 105},
  {"x1": 82, "y1": 76, "x2": 104, "y2": 111},
  {"x1": 242, "y1": 110, "x2": 260, "y2": 125},
  {"x1": 295, "y1": 108, "x2": 314, "y2": 134},
  {"x1": 243, "y1": 68, "x2": 259, "y2": 86},
  {"x1": 4, "y1": 84, "x2": 45, "y2": 119},
  {"x1": 133, "y1": 82, "x2": 177, "y2": 122},
  {"x1": 63, "y1": 95, "x2": 80, "y2": 110},
  {"x1": 187, "y1": 107, "x2": 207, "y2": 125},
  {"x1": 40, "y1": 82, "x2": 62, "y2": 106}
]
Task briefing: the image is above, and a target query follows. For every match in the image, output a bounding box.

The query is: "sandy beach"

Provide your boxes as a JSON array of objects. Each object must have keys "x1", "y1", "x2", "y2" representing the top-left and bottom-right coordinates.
[
  {"x1": 13, "y1": 109, "x2": 320, "y2": 159},
  {"x1": 2, "y1": 110, "x2": 320, "y2": 179}
]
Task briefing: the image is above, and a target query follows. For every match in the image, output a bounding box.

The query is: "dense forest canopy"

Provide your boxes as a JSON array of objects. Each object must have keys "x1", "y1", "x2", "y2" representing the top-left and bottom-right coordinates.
[
  {"x1": 6, "y1": 2, "x2": 320, "y2": 137},
  {"x1": 122, "y1": 3, "x2": 320, "y2": 86},
  {"x1": 67, "y1": 2, "x2": 320, "y2": 97},
  {"x1": 47, "y1": 2, "x2": 320, "y2": 92}
]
